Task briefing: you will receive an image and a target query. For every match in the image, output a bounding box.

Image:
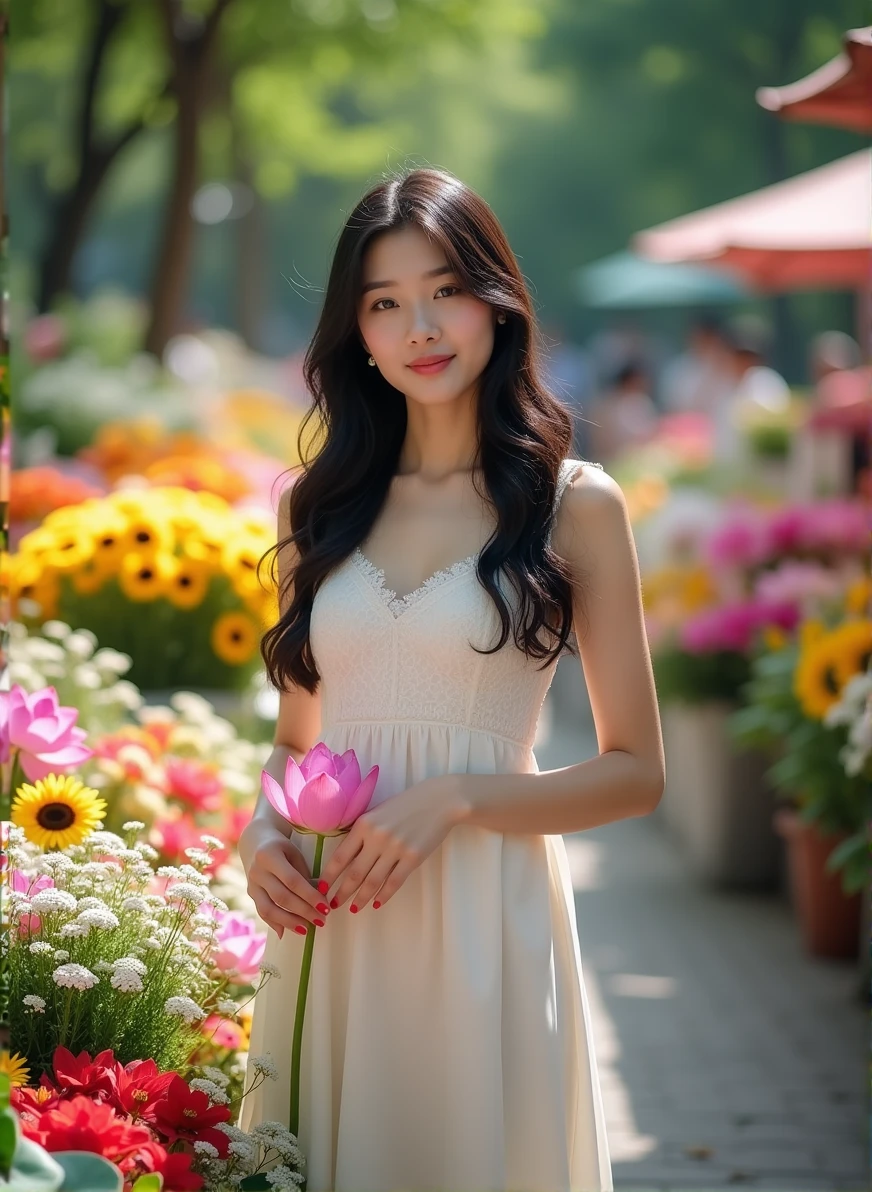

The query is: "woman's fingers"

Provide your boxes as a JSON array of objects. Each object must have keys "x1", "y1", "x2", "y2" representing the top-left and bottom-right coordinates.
[
  {"x1": 250, "y1": 873, "x2": 328, "y2": 936},
  {"x1": 362, "y1": 857, "x2": 416, "y2": 909},
  {"x1": 345, "y1": 857, "x2": 400, "y2": 911}
]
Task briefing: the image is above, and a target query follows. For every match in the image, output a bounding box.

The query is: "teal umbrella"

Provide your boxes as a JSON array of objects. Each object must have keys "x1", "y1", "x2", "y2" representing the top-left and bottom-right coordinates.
[{"x1": 574, "y1": 250, "x2": 748, "y2": 308}]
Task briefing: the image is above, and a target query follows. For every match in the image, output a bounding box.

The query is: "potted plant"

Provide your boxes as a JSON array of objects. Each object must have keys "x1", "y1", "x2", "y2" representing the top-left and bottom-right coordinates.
[{"x1": 731, "y1": 611, "x2": 871, "y2": 960}]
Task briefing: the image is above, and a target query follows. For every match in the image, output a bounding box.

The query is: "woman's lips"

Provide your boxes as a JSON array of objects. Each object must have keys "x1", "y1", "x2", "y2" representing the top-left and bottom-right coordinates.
[{"x1": 408, "y1": 355, "x2": 455, "y2": 375}]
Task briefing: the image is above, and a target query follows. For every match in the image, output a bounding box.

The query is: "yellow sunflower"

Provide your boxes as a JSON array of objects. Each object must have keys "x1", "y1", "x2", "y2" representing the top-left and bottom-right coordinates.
[
  {"x1": 12, "y1": 774, "x2": 108, "y2": 850},
  {"x1": 70, "y1": 556, "x2": 109, "y2": 596},
  {"x1": 118, "y1": 551, "x2": 176, "y2": 602},
  {"x1": 0, "y1": 1052, "x2": 30, "y2": 1087},
  {"x1": 11, "y1": 557, "x2": 60, "y2": 620},
  {"x1": 794, "y1": 633, "x2": 841, "y2": 720},
  {"x1": 165, "y1": 556, "x2": 213, "y2": 610},
  {"x1": 119, "y1": 514, "x2": 174, "y2": 557},
  {"x1": 211, "y1": 610, "x2": 260, "y2": 665},
  {"x1": 846, "y1": 576, "x2": 872, "y2": 617},
  {"x1": 42, "y1": 529, "x2": 95, "y2": 574},
  {"x1": 830, "y1": 620, "x2": 872, "y2": 687}
]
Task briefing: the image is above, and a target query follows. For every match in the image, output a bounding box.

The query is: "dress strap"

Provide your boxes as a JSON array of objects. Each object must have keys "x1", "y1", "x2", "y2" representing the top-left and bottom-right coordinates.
[{"x1": 546, "y1": 458, "x2": 602, "y2": 547}]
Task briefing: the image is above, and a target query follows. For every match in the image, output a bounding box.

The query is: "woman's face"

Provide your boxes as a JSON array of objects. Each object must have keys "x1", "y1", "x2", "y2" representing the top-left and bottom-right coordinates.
[{"x1": 357, "y1": 225, "x2": 498, "y2": 405}]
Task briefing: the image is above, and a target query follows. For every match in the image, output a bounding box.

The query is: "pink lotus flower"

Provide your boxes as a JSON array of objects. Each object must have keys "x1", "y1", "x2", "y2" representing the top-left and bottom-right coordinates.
[
  {"x1": 10, "y1": 869, "x2": 54, "y2": 935},
  {"x1": 261, "y1": 742, "x2": 378, "y2": 837},
  {"x1": 211, "y1": 911, "x2": 266, "y2": 984},
  {"x1": 1, "y1": 685, "x2": 92, "y2": 781}
]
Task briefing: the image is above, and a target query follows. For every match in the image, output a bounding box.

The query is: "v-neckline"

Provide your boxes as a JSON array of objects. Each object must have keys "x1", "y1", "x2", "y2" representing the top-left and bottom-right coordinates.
[{"x1": 351, "y1": 546, "x2": 479, "y2": 619}]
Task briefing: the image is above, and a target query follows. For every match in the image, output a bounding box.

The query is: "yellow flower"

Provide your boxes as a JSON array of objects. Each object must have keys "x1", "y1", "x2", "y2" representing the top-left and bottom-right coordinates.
[
  {"x1": 42, "y1": 530, "x2": 95, "y2": 574},
  {"x1": 763, "y1": 626, "x2": 788, "y2": 652},
  {"x1": 846, "y1": 576, "x2": 872, "y2": 617},
  {"x1": 794, "y1": 633, "x2": 841, "y2": 720},
  {"x1": 0, "y1": 1052, "x2": 30, "y2": 1087},
  {"x1": 71, "y1": 556, "x2": 108, "y2": 596},
  {"x1": 211, "y1": 611, "x2": 260, "y2": 665},
  {"x1": 830, "y1": 620, "x2": 872, "y2": 687},
  {"x1": 11, "y1": 557, "x2": 60, "y2": 620},
  {"x1": 118, "y1": 551, "x2": 176, "y2": 602},
  {"x1": 12, "y1": 774, "x2": 108, "y2": 850},
  {"x1": 165, "y1": 556, "x2": 213, "y2": 610},
  {"x1": 799, "y1": 619, "x2": 826, "y2": 651},
  {"x1": 119, "y1": 515, "x2": 174, "y2": 556}
]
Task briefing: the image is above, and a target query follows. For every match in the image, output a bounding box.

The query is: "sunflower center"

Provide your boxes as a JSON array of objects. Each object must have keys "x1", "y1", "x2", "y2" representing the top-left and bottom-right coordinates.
[
  {"x1": 36, "y1": 802, "x2": 76, "y2": 831},
  {"x1": 824, "y1": 666, "x2": 840, "y2": 695},
  {"x1": 135, "y1": 531, "x2": 152, "y2": 543},
  {"x1": 139, "y1": 568, "x2": 154, "y2": 581},
  {"x1": 231, "y1": 630, "x2": 243, "y2": 642},
  {"x1": 178, "y1": 575, "x2": 192, "y2": 587},
  {"x1": 101, "y1": 536, "x2": 115, "y2": 548}
]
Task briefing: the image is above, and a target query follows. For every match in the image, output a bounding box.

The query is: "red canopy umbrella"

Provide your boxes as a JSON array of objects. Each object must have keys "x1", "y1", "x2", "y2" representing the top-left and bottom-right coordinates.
[
  {"x1": 633, "y1": 150, "x2": 871, "y2": 292},
  {"x1": 756, "y1": 27, "x2": 872, "y2": 135}
]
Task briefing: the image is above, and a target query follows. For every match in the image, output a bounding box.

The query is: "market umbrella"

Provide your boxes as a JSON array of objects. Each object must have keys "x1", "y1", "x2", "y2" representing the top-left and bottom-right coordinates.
[
  {"x1": 756, "y1": 27, "x2": 872, "y2": 135},
  {"x1": 574, "y1": 250, "x2": 748, "y2": 308},
  {"x1": 633, "y1": 150, "x2": 872, "y2": 292}
]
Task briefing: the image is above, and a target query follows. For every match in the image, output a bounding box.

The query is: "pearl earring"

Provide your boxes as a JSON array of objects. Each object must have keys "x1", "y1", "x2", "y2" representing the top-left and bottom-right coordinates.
[
  {"x1": 368, "y1": 356, "x2": 376, "y2": 366},
  {"x1": 497, "y1": 312, "x2": 506, "y2": 324}
]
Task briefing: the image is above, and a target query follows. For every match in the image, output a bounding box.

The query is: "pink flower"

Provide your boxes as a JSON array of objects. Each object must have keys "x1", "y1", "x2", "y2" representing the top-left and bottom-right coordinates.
[
  {"x1": 200, "y1": 1016, "x2": 243, "y2": 1050},
  {"x1": 705, "y1": 505, "x2": 769, "y2": 571},
  {"x1": 1, "y1": 685, "x2": 92, "y2": 781},
  {"x1": 10, "y1": 870, "x2": 54, "y2": 935},
  {"x1": 680, "y1": 599, "x2": 798, "y2": 655},
  {"x1": 766, "y1": 501, "x2": 870, "y2": 557},
  {"x1": 164, "y1": 757, "x2": 223, "y2": 813},
  {"x1": 754, "y1": 561, "x2": 845, "y2": 608},
  {"x1": 211, "y1": 911, "x2": 266, "y2": 984},
  {"x1": 261, "y1": 742, "x2": 378, "y2": 836}
]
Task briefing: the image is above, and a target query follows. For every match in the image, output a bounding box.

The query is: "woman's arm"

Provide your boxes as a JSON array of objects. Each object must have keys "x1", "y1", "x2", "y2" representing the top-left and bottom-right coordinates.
[{"x1": 452, "y1": 465, "x2": 664, "y2": 834}]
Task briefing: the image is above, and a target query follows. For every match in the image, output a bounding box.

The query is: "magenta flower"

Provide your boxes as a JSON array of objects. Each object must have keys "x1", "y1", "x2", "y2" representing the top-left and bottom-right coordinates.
[
  {"x1": 11, "y1": 870, "x2": 55, "y2": 936},
  {"x1": 1, "y1": 685, "x2": 93, "y2": 781},
  {"x1": 211, "y1": 911, "x2": 267, "y2": 984},
  {"x1": 679, "y1": 599, "x2": 799, "y2": 655},
  {"x1": 705, "y1": 505, "x2": 769, "y2": 571},
  {"x1": 261, "y1": 742, "x2": 378, "y2": 837}
]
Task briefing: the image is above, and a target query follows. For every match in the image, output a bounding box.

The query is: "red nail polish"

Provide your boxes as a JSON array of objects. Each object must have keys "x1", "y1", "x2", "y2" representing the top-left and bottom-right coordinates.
[
  {"x1": 330, "y1": 897, "x2": 339, "y2": 909},
  {"x1": 318, "y1": 880, "x2": 329, "y2": 895},
  {"x1": 350, "y1": 904, "x2": 358, "y2": 914},
  {"x1": 313, "y1": 918, "x2": 325, "y2": 927},
  {"x1": 373, "y1": 901, "x2": 381, "y2": 909},
  {"x1": 316, "y1": 903, "x2": 330, "y2": 915},
  {"x1": 294, "y1": 925, "x2": 308, "y2": 935}
]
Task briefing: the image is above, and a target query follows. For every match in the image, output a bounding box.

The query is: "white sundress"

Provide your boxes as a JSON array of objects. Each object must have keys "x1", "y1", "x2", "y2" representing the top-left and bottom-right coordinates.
[{"x1": 239, "y1": 457, "x2": 613, "y2": 1192}]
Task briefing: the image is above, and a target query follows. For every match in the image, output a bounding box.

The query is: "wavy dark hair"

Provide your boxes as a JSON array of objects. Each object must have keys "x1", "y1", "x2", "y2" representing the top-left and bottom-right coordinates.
[{"x1": 259, "y1": 166, "x2": 581, "y2": 694}]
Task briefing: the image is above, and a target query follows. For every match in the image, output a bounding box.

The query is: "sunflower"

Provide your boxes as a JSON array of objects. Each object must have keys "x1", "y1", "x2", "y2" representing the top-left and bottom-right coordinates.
[
  {"x1": 70, "y1": 555, "x2": 108, "y2": 596},
  {"x1": 846, "y1": 576, "x2": 872, "y2": 617},
  {"x1": 89, "y1": 518, "x2": 130, "y2": 572},
  {"x1": 165, "y1": 556, "x2": 213, "y2": 610},
  {"x1": 119, "y1": 514, "x2": 174, "y2": 556},
  {"x1": 830, "y1": 620, "x2": 872, "y2": 687},
  {"x1": 42, "y1": 529, "x2": 95, "y2": 574},
  {"x1": 794, "y1": 633, "x2": 841, "y2": 720},
  {"x1": 0, "y1": 1052, "x2": 31, "y2": 1087},
  {"x1": 12, "y1": 557, "x2": 60, "y2": 620},
  {"x1": 118, "y1": 551, "x2": 176, "y2": 602},
  {"x1": 12, "y1": 774, "x2": 108, "y2": 850},
  {"x1": 210, "y1": 610, "x2": 260, "y2": 665}
]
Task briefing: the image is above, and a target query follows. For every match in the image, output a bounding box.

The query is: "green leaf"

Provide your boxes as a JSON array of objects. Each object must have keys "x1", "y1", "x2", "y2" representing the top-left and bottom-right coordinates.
[
  {"x1": 131, "y1": 1174, "x2": 164, "y2": 1191},
  {"x1": 239, "y1": 1175, "x2": 273, "y2": 1190},
  {"x1": 6, "y1": 1135, "x2": 64, "y2": 1191},
  {"x1": 0, "y1": 1105, "x2": 21, "y2": 1177},
  {"x1": 53, "y1": 1151, "x2": 123, "y2": 1191},
  {"x1": 0, "y1": 1073, "x2": 11, "y2": 1111}
]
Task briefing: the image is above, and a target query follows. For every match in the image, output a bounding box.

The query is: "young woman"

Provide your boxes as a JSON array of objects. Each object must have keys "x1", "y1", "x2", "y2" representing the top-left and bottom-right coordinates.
[{"x1": 239, "y1": 167, "x2": 664, "y2": 1192}]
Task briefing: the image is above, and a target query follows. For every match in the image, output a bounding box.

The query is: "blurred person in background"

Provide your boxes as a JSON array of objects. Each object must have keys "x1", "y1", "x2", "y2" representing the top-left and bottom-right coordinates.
[
  {"x1": 660, "y1": 314, "x2": 734, "y2": 416},
  {"x1": 589, "y1": 359, "x2": 659, "y2": 463},
  {"x1": 808, "y1": 330, "x2": 870, "y2": 494},
  {"x1": 711, "y1": 316, "x2": 790, "y2": 465}
]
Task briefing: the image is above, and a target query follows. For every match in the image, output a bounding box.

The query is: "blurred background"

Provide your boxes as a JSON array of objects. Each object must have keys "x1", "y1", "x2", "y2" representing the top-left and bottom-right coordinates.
[{"x1": 6, "y1": 2, "x2": 871, "y2": 1187}]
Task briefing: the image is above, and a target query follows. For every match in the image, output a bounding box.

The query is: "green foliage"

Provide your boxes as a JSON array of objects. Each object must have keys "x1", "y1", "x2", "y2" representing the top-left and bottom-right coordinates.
[
  {"x1": 730, "y1": 645, "x2": 868, "y2": 891},
  {"x1": 653, "y1": 646, "x2": 751, "y2": 704}
]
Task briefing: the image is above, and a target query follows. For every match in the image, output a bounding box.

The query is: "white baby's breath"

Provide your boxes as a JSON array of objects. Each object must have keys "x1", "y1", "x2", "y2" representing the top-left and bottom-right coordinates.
[
  {"x1": 110, "y1": 968, "x2": 144, "y2": 993},
  {"x1": 31, "y1": 890, "x2": 78, "y2": 915},
  {"x1": 23, "y1": 995, "x2": 46, "y2": 1012},
  {"x1": 250, "y1": 1054, "x2": 279, "y2": 1081},
  {"x1": 28, "y1": 942, "x2": 53, "y2": 955},
  {"x1": 53, "y1": 963, "x2": 99, "y2": 991},
  {"x1": 164, "y1": 995, "x2": 206, "y2": 1024}
]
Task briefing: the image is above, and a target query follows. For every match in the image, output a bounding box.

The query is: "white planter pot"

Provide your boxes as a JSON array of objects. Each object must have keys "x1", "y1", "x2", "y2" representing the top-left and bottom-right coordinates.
[{"x1": 658, "y1": 701, "x2": 781, "y2": 890}]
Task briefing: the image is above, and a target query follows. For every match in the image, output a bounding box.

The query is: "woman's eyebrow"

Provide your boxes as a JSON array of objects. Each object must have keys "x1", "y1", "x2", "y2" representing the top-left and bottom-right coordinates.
[{"x1": 361, "y1": 265, "x2": 455, "y2": 295}]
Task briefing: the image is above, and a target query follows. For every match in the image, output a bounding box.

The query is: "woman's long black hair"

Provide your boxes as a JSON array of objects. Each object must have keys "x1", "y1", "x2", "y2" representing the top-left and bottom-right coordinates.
[{"x1": 259, "y1": 166, "x2": 581, "y2": 694}]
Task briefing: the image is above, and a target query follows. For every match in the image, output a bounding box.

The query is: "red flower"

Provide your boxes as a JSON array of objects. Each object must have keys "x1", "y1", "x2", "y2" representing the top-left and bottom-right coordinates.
[
  {"x1": 43, "y1": 1046, "x2": 118, "y2": 1102},
  {"x1": 121, "y1": 1140, "x2": 204, "y2": 1191},
  {"x1": 145, "y1": 1074, "x2": 230, "y2": 1156},
  {"x1": 11, "y1": 1085, "x2": 58, "y2": 1116},
  {"x1": 112, "y1": 1058, "x2": 176, "y2": 1119},
  {"x1": 154, "y1": 815, "x2": 228, "y2": 873},
  {"x1": 24, "y1": 1095, "x2": 152, "y2": 1162},
  {"x1": 164, "y1": 757, "x2": 223, "y2": 813}
]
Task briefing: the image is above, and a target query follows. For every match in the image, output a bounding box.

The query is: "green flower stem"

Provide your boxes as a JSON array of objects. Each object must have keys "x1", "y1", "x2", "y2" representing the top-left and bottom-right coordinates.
[{"x1": 289, "y1": 833, "x2": 324, "y2": 1143}]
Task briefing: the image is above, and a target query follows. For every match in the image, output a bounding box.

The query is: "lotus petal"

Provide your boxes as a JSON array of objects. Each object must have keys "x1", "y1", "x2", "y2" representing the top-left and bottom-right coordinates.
[
  {"x1": 338, "y1": 764, "x2": 379, "y2": 827},
  {"x1": 335, "y1": 751, "x2": 362, "y2": 799},
  {"x1": 301, "y1": 741, "x2": 335, "y2": 779},
  {"x1": 283, "y1": 755, "x2": 307, "y2": 807},
  {"x1": 261, "y1": 770, "x2": 295, "y2": 820},
  {"x1": 297, "y1": 772, "x2": 347, "y2": 834}
]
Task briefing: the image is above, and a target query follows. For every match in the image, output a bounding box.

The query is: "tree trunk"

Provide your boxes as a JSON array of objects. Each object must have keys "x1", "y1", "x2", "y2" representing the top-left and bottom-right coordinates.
[
  {"x1": 143, "y1": 69, "x2": 203, "y2": 357},
  {"x1": 144, "y1": 0, "x2": 234, "y2": 359},
  {"x1": 232, "y1": 119, "x2": 268, "y2": 353},
  {"x1": 36, "y1": 0, "x2": 145, "y2": 311}
]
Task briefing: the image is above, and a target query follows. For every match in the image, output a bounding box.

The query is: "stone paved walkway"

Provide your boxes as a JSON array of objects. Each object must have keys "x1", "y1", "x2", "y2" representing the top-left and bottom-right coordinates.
[{"x1": 536, "y1": 663, "x2": 869, "y2": 1191}]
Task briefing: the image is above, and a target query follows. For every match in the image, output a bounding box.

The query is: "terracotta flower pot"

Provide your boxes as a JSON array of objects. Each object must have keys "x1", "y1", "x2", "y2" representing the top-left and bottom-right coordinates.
[{"x1": 773, "y1": 806, "x2": 862, "y2": 960}]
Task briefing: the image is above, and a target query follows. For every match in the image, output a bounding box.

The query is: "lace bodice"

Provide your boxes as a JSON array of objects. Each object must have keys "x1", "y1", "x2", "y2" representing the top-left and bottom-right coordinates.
[{"x1": 310, "y1": 458, "x2": 596, "y2": 750}]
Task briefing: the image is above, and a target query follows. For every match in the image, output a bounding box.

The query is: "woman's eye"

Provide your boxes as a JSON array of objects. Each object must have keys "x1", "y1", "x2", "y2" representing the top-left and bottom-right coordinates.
[{"x1": 371, "y1": 285, "x2": 460, "y2": 311}]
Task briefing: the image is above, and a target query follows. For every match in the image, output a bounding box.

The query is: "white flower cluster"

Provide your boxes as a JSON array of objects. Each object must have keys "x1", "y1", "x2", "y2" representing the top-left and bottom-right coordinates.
[
  {"x1": 192, "y1": 1117, "x2": 305, "y2": 1192},
  {"x1": 825, "y1": 671, "x2": 872, "y2": 778}
]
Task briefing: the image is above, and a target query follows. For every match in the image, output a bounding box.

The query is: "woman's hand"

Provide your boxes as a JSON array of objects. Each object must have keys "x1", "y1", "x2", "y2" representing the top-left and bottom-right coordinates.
[
  {"x1": 239, "y1": 821, "x2": 332, "y2": 940},
  {"x1": 316, "y1": 775, "x2": 468, "y2": 912}
]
